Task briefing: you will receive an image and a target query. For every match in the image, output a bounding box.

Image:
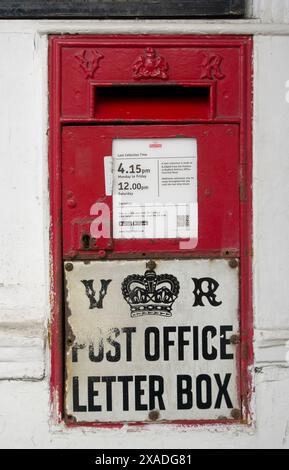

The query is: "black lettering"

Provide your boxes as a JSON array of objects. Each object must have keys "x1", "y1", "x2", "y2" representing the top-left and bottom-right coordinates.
[
  {"x1": 72, "y1": 343, "x2": 85, "y2": 362},
  {"x1": 163, "y1": 326, "x2": 176, "y2": 361},
  {"x1": 149, "y1": 376, "x2": 165, "y2": 410},
  {"x1": 102, "y1": 376, "x2": 116, "y2": 412},
  {"x1": 88, "y1": 376, "x2": 101, "y2": 412},
  {"x1": 177, "y1": 375, "x2": 192, "y2": 410},
  {"x1": 135, "y1": 376, "x2": 147, "y2": 411},
  {"x1": 118, "y1": 376, "x2": 133, "y2": 411},
  {"x1": 178, "y1": 327, "x2": 191, "y2": 361},
  {"x1": 196, "y1": 374, "x2": 212, "y2": 409},
  {"x1": 72, "y1": 376, "x2": 87, "y2": 412},
  {"x1": 220, "y1": 326, "x2": 234, "y2": 359},
  {"x1": 214, "y1": 374, "x2": 233, "y2": 409},
  {"x1": 145, "y1": 327, "x2": 160, "y2": 361},
  {"x1": 106, "y1": 328, "x2": 120, "y2": 362},
  {"x1": 193, "y1": 326, "x2": 199, "y2": 360},
  {"x1": 81, "y1": 279, "x2": 112, "y2": 309},
  {"x1": 89, "y1": 339, "x2": 104, "y2": 362},
  {"x1": 202, "y1": 326, "x2": 217, "y2": 360},
  {"x1": 122, "y1": 327, "x2": 136, "y2": 362},
  {"x1": 192, "y1": 278, "x2": 222, "y2": 307}
]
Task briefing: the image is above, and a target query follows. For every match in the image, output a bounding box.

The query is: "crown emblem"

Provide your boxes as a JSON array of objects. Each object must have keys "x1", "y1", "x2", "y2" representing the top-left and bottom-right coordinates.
[
  {"x1": 122, "y1": 268, "x2": 179, "y2": 317},
  {"x1": 132, "y1": 47, "x2": 169, "y2": 80}
]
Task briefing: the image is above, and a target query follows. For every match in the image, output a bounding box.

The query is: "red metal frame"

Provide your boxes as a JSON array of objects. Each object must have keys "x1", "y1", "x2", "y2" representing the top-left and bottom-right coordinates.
[{"x1": 49, "y1": 35, "x2": 253, "y2": 427}]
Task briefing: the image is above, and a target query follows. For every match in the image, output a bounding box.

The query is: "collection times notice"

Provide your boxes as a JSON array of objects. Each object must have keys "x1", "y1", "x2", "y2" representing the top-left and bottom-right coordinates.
[{"x1": 112, "y1": 138, "x2": 198, "y2": 240}]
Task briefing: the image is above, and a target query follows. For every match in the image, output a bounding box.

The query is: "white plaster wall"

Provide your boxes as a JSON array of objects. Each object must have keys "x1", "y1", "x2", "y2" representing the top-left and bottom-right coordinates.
[
  {"x1": 0, "y1": 2, "x2": 289, "y2": 449},
  {"x1": 253, "y1": 0, "x2": 289, "y2": 22}
]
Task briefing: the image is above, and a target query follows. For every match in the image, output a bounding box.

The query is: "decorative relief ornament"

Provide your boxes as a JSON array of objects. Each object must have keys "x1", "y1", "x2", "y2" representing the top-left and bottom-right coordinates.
[
  {"x1": 75, "y1": 49, "x2": 104, "y2": 79},
  {"x1": 201, "y1": 53, "x2": 225, "y2": 80},
  {"x1": 132, "y1": 47, "x2": 169, "y2": 80}
]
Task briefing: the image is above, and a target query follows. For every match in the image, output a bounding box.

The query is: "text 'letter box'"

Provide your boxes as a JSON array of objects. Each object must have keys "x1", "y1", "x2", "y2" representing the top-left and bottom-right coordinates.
[{"x1": 49, "y1": 35, "x2": 252, "y2": 425}]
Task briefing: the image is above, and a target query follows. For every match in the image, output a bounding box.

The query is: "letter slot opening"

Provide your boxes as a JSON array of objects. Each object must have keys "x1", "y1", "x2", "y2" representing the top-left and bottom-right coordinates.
[{"x1": 93, "y1": 85, "x2": 211, "y2": 121}]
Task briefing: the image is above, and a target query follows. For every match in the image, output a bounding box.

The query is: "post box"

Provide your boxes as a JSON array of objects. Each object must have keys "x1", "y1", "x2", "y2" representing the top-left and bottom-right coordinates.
[{"x1": 49, "y1": 35, "x2": 252, "y2": 425}]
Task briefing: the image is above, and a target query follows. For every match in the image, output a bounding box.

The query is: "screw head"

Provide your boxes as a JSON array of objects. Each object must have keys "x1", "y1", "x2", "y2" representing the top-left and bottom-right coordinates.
[
  {"x1": 230, "y1": 334, "x2": 240, "y2": 345},
  {"x1": 148, "y1": 410, "x2": 160, "y2": 421},
  {"x1": 229, "y1": 259, "x2": 238, "y2": 269},
  {"x1": 146, "y1": 260, "x2": 157, "y2": 270},
  {"x1": 65, "y1": 263, "x2": 73, "y2": 272},
  {"x1": 98, "y1": 250, "x2": 107, "y2": 259},
  {"x1": 67, "y1": 198, "x2": 76, "y2": 208},
  {"x1": 231, "y1": 408, "x2": 242, "y2": 420}
]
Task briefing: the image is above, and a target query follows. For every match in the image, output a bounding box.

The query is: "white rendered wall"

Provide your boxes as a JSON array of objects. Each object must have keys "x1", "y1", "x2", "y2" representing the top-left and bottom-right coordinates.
[
  {"x1": 0, "y1": 2, "x2": 289, "y2": 448},
  {"x1": 252, "y1": 0, "x2": 289, "y2": 22}
]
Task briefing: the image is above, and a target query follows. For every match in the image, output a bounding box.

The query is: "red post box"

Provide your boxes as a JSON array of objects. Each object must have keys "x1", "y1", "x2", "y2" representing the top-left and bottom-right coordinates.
[{"x1": 49, "y1": 35, "x2": 252, "y2": 425}]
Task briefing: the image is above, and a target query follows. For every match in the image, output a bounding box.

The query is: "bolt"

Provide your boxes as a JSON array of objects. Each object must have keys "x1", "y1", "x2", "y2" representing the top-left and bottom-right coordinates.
[
  {"x1": 230, "y1": 334, "x2": 240, "y2": 345},
  {"x1": 229, "y1": 259, "x2": 238, "y2": 269},
  {"x1": 231, "y1": 408, "x2": 242, "y2": 420},
  {"x1": 65, "y1": 263, "x2": 73, "y2": 272},
  {"x1": 67, "y1": 198, "x2": 76, "y2": 208},
  {"x1": 146, "y1": 260, "x2": 157, "y2": 270},
  {"x1": 148, "y1": 410, "x2": 160, "y2": 421}
]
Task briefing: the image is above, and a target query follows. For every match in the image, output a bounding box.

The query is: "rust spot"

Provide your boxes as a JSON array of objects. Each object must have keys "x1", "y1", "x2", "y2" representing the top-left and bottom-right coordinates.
[
  {"x1": 242, "y1": 342, "x2": 249, "y2": 361},
  {"x1": 67, "y1": 336, "x2": 74, "y2": 347},
  {"x1": 240, "y1": 181, "x2": 247, "y2": 202},
  {"x1": 65, "y1": 414, "x2": 77, "y2": 425},
  {"x1": 47, "y1": 321, "x2": 51, "y2": 350},
  {"x1": 221, "y1": 249, "x2": 236, "y2": 257}
]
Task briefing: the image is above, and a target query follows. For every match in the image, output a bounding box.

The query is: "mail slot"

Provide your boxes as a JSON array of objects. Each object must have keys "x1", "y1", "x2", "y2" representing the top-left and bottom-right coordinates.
[{"x1": 49, "y1": 35, "x2": 253, "y2": 426}]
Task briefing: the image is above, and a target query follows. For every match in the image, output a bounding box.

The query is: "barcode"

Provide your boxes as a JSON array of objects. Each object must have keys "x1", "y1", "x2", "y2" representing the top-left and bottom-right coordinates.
[{"x1": 177, "y1": 215, "x2": 190, "y2": 227}]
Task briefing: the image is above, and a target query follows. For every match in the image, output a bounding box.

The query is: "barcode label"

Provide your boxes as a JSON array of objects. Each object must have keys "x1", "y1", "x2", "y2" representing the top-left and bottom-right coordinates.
[{"x1": 177, "y1": 215, "x2": 190, "y2": 227}]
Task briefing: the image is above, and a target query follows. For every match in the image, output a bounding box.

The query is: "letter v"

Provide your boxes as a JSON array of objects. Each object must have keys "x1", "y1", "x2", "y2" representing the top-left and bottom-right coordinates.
[{"x1": 81, "y1": 279, "x2": 112, "y2": 309}]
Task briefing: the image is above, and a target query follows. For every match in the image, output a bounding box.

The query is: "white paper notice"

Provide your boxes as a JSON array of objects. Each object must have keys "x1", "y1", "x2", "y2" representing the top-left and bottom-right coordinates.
[
  {"x1": 104, "y1": 156, "x2": 113, "y2": 196},
  {"x1": 112, "y1": 138, "x2": 198, "y2": 239}
]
